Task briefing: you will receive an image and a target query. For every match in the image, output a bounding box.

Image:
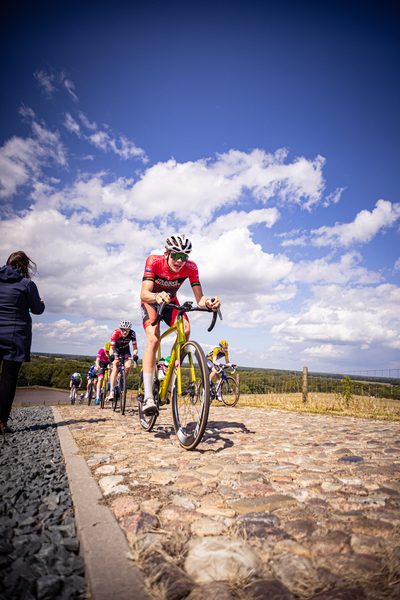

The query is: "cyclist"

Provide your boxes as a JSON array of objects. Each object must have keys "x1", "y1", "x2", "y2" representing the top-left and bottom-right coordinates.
[
  {"x1": 109, "y1": 320, "x2": 138, "y2": 400},
  {"x1": 94, "y1": 341, "x2": 112, "y2": 405},
  {"x1": 70, "y1": 372, "x2": 82, "y2": 400},
  {"x1": 206, "y1": 340, "x2": 235, "y2": 401},
  {"x1": 140, "y1": 233, "x2": 220, "y2": 415},
  {"x1": 84, "y1": 364, "x2": 98, "y2": 401}
]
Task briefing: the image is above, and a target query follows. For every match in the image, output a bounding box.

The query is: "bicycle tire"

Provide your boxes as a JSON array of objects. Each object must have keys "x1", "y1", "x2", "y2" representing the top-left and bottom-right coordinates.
[
  {"x1": 137, "y1": 371, "x2": 158, "y2": 431},
  {"x1": 171, "y1": 341, "x2": 210, "y2": 450},
  {"x1": 112, "y1": 385, "x2": 118, "y2": 411},
  {"x1": 120, "y1": 370, "x2": 127, "y2": 415},
  {"x1": 100, "y1": 376, "x2": 107, "y2": 409},
  {"x1": 87, "y1": 382, "x2": 93, "y2": 406},
  {"x1": 221, "y1": 376, "x2": 240, "y2": 407}
]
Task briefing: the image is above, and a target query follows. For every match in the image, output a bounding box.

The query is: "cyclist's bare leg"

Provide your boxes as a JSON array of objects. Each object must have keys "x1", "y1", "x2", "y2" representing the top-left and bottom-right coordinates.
[
  {"x1": 96, "y1": 374, "x2": 104, "y2": 395},
  {"x1": 110, "y1": 358, "x2": 120, "y2": 393},
  {"x1": 210, "y1": 366, "x2": 221, "y2": 383},
  {"x1": 124, "y1": 358, "x2": 132, "y2": 378},
  {"x1": 142, "y1": 325, "x2": 160, "y2": 401},
  {"x1": 183, "y1": 319, "x2": 190, "y2": 342}
]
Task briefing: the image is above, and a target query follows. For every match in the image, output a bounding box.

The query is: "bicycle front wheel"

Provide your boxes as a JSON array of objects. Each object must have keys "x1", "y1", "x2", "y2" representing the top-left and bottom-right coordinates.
[
  {"x1": 137, "y1": 371, "x2": 158, "y2": 431},
  {"x1": 120, "y1": 370, "x2": 127, "y2": 415},
  {"x1": 221, "y1": 376, "x2": 240, "y2": 407},
  {"x1": 100, "y1": 376, "x2": 107, "y2": 409},
  {"x1": 171, "y1": 341, "x2": 210, "y2": 450},
  {"x1": 87, "y1": 382, "x2": 93, "y2": 406}
]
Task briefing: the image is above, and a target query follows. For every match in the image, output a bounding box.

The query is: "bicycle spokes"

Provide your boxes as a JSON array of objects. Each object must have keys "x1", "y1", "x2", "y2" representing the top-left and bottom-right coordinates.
[{"x1": 171, "y1": 341, "x2": 210, "y2": 450}]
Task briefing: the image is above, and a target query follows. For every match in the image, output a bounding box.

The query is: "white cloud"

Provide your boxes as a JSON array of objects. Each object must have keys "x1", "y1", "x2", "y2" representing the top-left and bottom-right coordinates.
[
  {"x1": 64, "y1": 111, "x2": 148, "y2": 162},
  {"x1": 302, "y1": 344, "x2": 343, "y2": 358},
  {"x1": 271, "y1": 283, "x2": 400, "y2": 350},
  {"x1": 64, "y1": 113, "x2": 81, "y2": 136},
  {"x1": 34, "y1": 70, "x2": 56, "y2": 97},
  {"x1": 394, "y1": 258, "x2": 400, "y2": 271},
  {"x1": 207, "y1": 207, "x2": 280, "y2": 236},
  {"x1": 311, "y1": 199, "x2": 400, "y2": 247},
  {"x1": 78, "y1": 112, "x2": 97, "y2": 130},
  {"x1": 0, "y1": 107, "x2": 67, "y2": 198},
  {"x1": 33, "y1": 318, "x2": 111, "y2": 342},
  {"x1": 323, "y1": 187, "x2": 346, "y2": 207},
  {"x1": 60, "y1": 70, "x2": 79, "y2": 102},
  {"x1": 286, "y1": 251, "x2": 382, "y2": 285}
]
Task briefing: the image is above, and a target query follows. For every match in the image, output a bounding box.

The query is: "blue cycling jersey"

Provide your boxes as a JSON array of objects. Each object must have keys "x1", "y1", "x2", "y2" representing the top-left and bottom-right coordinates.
[{"x1": 87, "y1": 365, "x2": 97, "y2": 379}]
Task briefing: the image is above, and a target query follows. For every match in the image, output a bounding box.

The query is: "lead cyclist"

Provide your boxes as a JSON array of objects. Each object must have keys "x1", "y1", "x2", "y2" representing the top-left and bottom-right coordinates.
[{"x1": 140, "y1": 234, "x2": 220, "y2": 415}]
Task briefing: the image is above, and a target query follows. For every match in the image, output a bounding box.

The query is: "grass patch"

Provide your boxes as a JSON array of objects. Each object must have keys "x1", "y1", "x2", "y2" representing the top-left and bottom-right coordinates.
[{"x1": 233, "y1": 392, "x2": 400, "y2": 421}]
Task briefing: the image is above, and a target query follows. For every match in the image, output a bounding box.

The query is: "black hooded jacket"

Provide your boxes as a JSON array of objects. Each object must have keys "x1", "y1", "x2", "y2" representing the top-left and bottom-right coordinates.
[{"x1": 0, "y1": 265, "x2": 45, "y2": 362}]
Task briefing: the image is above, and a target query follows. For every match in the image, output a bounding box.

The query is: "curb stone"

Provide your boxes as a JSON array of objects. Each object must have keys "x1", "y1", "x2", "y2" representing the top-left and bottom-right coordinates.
[{"x1": 52, "y1": 407, "x2": 151, "y2": 600}]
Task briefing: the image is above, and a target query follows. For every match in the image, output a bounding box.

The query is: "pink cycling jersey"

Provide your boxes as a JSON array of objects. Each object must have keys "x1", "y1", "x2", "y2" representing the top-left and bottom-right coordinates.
[{"x1": 97, "y1": 348, "x2": 109, "y2": 364}]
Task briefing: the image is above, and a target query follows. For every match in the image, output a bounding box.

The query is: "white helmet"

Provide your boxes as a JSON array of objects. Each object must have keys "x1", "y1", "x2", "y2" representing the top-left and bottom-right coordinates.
[
  {"x1": 73, "y1": 372, "x2": 80, "y2": 378},
  {"x1": 165, "y1": 234, "x2": 192, "y2": 255},
  {"x1": 119, "y1": 319, "x2": 132, "y2": 330}
]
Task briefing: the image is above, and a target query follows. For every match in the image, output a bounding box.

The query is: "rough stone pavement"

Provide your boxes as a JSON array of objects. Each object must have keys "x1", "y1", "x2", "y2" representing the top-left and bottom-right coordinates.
[{"x1": 57, "y1": 401, "x2": 400, "y2": 600}]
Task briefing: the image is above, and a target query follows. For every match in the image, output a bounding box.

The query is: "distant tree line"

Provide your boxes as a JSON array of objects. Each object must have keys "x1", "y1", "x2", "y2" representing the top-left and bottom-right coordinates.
[
  {"x1": 11, "y1": 353, "x2": 399, "y2": 401},
  {"x1": 16, "y1": 354, "x2": 141, "y2": 391}
]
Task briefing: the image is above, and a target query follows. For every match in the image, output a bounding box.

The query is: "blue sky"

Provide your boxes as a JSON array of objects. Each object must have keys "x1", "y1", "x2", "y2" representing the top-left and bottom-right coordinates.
[{"x1": 1, "y1": 0, "x2": 399, "y2": 373}]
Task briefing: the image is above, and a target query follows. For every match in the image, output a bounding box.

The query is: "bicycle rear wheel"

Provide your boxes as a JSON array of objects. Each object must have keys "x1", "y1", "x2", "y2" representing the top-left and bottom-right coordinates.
[
  {"x1": 137, "y1": 371, "x2": 158, "y2": 431},
  {"x1": 221, "y1": 376, "x2": 240, "y2": 407},
  {"x1": 120, "y1": 370, "x2": 127, "y2": 415},
  {"x1": 171, "y1": 341, "x2": 210, "y2": 450}
]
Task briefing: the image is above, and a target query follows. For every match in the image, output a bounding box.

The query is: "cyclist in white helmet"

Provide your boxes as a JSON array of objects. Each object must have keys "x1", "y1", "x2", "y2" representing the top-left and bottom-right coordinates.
[
  {"x1": 140, "y1": 234, "x2": 220, "y2": 415},
  {"x1": 108, "y1": 319, "x2": 138, "y2": 400},
  {"x1": 69, "y1": 372, "x2": 82, "y2": 399}
]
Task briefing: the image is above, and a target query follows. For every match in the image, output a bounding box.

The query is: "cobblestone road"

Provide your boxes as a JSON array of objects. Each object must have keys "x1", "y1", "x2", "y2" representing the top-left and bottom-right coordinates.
[{"x1": 58, "y1": 401, "x2": 400, "y2": 600}]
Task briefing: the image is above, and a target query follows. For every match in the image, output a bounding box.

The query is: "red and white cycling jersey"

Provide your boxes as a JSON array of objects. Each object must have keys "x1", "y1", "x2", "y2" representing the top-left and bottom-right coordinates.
[
  {"x1": 110, "y1": 329, "x2": 137, "y2": 354},
  {"x1": 142, "y1": 254, "x2": 201, "y2": 298}
]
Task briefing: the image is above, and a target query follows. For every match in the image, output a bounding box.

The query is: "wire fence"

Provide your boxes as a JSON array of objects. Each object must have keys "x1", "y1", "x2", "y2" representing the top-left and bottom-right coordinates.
[{"x1": 237, "y1": 368, "x2": 400, "y2": 401}]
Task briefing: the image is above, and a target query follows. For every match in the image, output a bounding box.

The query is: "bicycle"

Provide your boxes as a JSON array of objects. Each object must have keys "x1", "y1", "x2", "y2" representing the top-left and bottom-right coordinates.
[
  {"x1": 100, "y1": 366, "x2": 111, "y2": 409},
  {"x1": 70, "y1": 386, "x2": 82, "y2": 405},
  {"x1": 87, "y1": 378, "x2": 97, "y2": 405},
  {"x1": 112, "y1": 356, "x2": 137, "y2": 415},
  {"x1": 137, "y1": 299, "x2": 222, "y2": 450},
  {"x1": 210, "y1": 365, "x2": 240, "y2": 407}
]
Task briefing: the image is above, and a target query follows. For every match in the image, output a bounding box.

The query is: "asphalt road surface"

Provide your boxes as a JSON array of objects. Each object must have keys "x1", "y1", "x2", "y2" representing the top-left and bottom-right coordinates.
[{"x1": 14, "y1": 387, "x2": 71, "y2": 406}]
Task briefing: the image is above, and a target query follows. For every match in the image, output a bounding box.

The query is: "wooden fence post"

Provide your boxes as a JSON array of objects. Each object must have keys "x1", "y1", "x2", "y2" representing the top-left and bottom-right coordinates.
[{"x1": 302, "y1": 367, "x2": 308, "y2": 404}]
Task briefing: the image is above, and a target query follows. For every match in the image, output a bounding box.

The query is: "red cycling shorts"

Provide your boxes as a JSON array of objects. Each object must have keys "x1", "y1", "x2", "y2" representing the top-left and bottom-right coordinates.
[{"x1": 141, "y1": 300, "x2": 189, "y2": 330}]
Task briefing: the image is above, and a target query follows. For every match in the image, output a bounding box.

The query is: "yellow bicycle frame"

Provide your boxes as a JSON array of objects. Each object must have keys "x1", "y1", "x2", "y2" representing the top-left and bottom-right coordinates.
[{"x1": 156, "y1": 313, "x2": 196, "y2": 402}]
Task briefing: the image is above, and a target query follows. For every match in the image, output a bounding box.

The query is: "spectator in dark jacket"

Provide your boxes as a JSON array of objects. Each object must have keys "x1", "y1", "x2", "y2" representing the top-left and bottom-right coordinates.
[{"x1": 0, "y1": 251, "x2": 45, "y2": 433}]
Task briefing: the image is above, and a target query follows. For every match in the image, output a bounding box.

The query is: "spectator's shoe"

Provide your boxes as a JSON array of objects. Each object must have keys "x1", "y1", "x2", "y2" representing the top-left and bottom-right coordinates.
[
  {"x1": 143, "y1": 398, "x2": 157, "y2": 415},
  {"x1": 0, "y1": 421, "x2": 12, "y2": 434}
]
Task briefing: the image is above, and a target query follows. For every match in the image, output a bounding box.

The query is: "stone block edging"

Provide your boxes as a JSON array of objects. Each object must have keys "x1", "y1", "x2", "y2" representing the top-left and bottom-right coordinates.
[{"x1": 52, "y1": 407, "x2": 151, "y2": 600}]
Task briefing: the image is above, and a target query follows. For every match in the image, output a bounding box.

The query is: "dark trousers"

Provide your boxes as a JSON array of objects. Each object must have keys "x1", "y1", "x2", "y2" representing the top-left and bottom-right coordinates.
[{"x1": 0, "y1": 358, "x2": 22, "y2": 422}]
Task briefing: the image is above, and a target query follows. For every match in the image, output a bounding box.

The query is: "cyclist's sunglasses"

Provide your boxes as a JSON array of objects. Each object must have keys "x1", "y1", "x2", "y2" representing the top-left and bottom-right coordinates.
[{"x1": 170, "y1": 252, "x2": 189, "y2": 262}]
